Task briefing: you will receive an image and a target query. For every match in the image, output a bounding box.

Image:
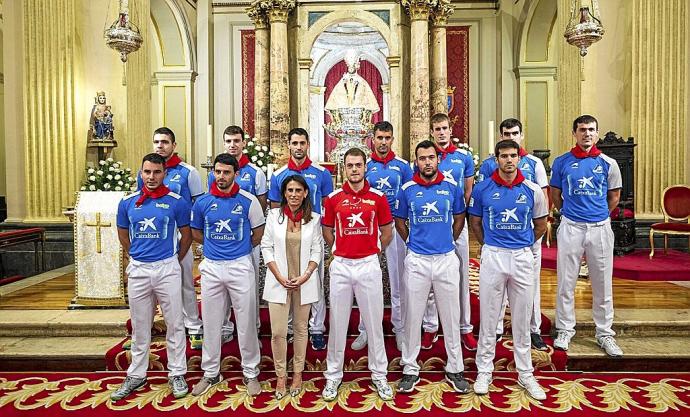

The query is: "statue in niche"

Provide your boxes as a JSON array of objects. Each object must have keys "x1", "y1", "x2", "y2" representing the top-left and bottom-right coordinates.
[
  {"x1": 89, "y1": 91, "x2": 114, "y2": 142},
  {"x1": 324, "y1": 50, "x2": 380, "y2": 165}
]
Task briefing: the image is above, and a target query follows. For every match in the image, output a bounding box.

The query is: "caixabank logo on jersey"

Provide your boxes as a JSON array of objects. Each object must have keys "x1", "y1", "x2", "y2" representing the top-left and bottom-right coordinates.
[{"x1": 133, "y1": 216, "x2": 168, "y2": 239}]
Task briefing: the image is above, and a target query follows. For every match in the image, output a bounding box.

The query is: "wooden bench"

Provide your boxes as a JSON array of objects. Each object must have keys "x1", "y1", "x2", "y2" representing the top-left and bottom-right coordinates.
[{"x1": 0, "y1": 228, "x2": 46, "y2": 277}]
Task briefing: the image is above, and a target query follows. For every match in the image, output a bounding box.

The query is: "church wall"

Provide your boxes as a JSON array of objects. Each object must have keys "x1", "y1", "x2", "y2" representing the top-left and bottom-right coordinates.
[{"x1": 0, "y1": 27, "x2": 6, "y2": 198}]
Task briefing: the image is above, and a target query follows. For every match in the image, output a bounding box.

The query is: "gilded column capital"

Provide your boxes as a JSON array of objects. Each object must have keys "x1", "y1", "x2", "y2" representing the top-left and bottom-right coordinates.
[
  {"x1": 247, "y1": 3, "x2": 269, "y2": 29},
  {"x1": 387, "y1": 56, "x2": 401, "y2": 68},
  {"x1": 401, "y1": 0, "x2": 438, "y2": 21},
  {"x1": 258, "y1": 0, "x2": 296, "y2": 24},
  {"x1": 431, "y1": 0, "x2": 454, "y2": 27},
  {"x1": 298, "y1": 58, "x2": 313, "y2": 70}
]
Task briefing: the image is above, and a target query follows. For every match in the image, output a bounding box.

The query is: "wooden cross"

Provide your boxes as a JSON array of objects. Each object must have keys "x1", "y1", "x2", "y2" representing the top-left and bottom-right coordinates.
[{"x1": 85, "y1": 213, "x2": 111, "y2": 254}]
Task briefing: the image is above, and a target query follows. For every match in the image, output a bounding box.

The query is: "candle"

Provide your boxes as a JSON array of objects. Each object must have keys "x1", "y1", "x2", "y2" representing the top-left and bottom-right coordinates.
[
  {"x1": 207, "y1": 125, "x2": 213, "y2": 158},
  {"x1": 267, "y1": 163, "x2": 274, "y2": 186},
  {"x1": 488, "y1": 120, "x2": 495, "y2": 156}
]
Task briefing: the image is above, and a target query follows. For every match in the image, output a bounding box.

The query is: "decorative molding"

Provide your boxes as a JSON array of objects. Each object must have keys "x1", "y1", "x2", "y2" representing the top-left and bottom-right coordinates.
[
  {"x1": 298, "y1": 58, "x2": 313, "y2": 70},
  {"x1": 387, "y1": 56, "x2": 401, "y2": 68},
  {"x1": 430, "y1": 0, "x2": 453, "y2": 26},
  {"x1": 400, "y1": 0, "x2": 437, "y2": 21},
  {"x1": 513, "y1": 65, "x2": 557, "y2": 79},
  {"x1": 247, "y1": 4, "x2": 269, "y2": 29}
]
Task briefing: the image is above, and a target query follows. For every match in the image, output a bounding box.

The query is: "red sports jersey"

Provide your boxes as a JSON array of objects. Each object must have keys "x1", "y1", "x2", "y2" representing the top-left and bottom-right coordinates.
[{"x1": 322, "y1": 180, "x2": 393, "y2": 259}]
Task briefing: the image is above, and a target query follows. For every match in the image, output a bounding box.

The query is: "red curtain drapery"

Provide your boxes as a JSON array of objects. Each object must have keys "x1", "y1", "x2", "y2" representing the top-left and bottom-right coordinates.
[{"x1": 446, "y1": 26, "x2": 470, "y2": 144}]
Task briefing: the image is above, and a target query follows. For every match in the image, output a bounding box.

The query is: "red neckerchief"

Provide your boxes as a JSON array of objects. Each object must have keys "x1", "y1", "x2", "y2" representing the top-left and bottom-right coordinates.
[
  {"x1": 490, "y1": 168, "x2": 525, "y2": 189},
  {"x1": 437, "y1": 143, "x2": 458, "y2": 161},
  {"x1": 370, "y1": 150, "x2": 396, "y2": 165},
  {"x1": 283, "y1": 206, "x2": 304, "y2": 223},
  {"x1": 165, "y1": 154, "x2": 182, "y2": 169},
  {"x1": 342, "y1": 180, "x2": 371, "y2": 196},
  {"x1": 135, "y1": 185, "x2": 170, "y2": 207},
  {"x1": 519, "y1": 147, "x2": 529, "y2": 157},
  {"x1": 210, "y1": 181, "x2": 240, "y2": 197},
  {"x1": 412, "y1": 171, "x2": 445, "y2": 187},
  {"x1": 238, "y1": 154, "x2": 250, "y2": 169},
  {"x1": 570, "y1": 145, "x2": 602, "y2": 158},
  {"x1": 288, "y1": 156, "x2": 313, "y2": 172}
]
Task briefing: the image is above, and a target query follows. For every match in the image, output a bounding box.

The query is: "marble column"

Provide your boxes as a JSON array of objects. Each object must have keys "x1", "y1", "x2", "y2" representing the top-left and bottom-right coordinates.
[
  {"x1": 248, "y1": 4, "x2": 270, "y2": 146},
  {"x1": 402, "y1": 0, "x2": 437, "y2": 145},
  {"x1": 266, "y1": 0, "x2": 295, "y2": 164},
  {"x1": 556, "y1": 0, "x2": 582, "y2": 155},
  {"x1": 430, "y1": 1, "x2": 454, "y2": 115}
]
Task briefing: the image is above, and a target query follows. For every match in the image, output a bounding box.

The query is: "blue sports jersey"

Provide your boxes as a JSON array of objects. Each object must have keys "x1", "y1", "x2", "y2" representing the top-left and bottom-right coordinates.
[
  {"x1": 137, "y1": 161, "x2": 203, "y2": 203},
  {"x1": 394, "y1": 175, "x2": 466, "y2": 255},
  {"x1": 468, "y1": 174, "x2": 548, "y2": 249},
  {"x1": 191, "y1": 189, "x2": 265, "y2": 261},
  {"x1": 476, "y1": 153, "x2": 548, "y2": 187},
  {"x1": 549, "y1": 152, "x2": 622, "y2": 223},
  {"x1": 116, "y1": 191, "x2": 191, "y2": 262},
  {"x1": 268, "y1": 164, "x2": 333, "y2": 214},
  {"x1": 207, "y1": 163, "x2": 267, "y2": 195},
  {"x1": 437, "y1": 148, "x2": 475, "y2": 193},
  {"x1": 366, "y1": 156, "x2": 413, "y2": 207}
]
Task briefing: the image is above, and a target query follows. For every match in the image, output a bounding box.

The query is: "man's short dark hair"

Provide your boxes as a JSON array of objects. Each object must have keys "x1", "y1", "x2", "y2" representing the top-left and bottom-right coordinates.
[
  {"x1": 373, "y1": 121, "x2": 394, "y2": 135},
  {"x1": 287, "y1": 127, "x2": 309, "y2": 143},
  {"x1": 214, "y1": 153, "x2": 239, "y2": 172},
  {"x1": 142, "y1": 153, "x2": 166, "y2": 168},
  {"x1": 344, "y1": 147, "x2": 367, "y2": 163},
  {"x1": 153, "y1": 127, "x2": 176, "y2": 143},
  {"x1": 499, "y1": 118, "x2": 523, "y2": 134},
  {"x1": 572, "y1": 114, "x2": 598, "y2": 132},
  {"x1": 430, "y1": 113, "x2": 450, "y2": 127},
  {"x1": 495, "y1": 139, "x2": 520, "y2": 157},
  {"x1": 223, "y1": 125, "x2": 245, "y2": 139},
  {"x1": 415, "y1": 140, "x2": 438, "y2": 157}
]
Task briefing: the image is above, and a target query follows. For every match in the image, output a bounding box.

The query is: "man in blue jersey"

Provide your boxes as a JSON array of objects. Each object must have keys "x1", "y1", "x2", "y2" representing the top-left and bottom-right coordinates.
[
  {"x1": 476, "y1": 118, "x2": 550, "y2": 351},
  {"x1": 209, "y1": 125, "x2": 268, "y2": 342},
  {"x1": 268, "y1": 128, "x2": 333, "y2": 350},
  {"x1": 136, "y1": 127, "x2": 204, "y2": 350},
  {"x1": 469, "y1": 140, "x2": 548, "y2": 400},
  {"x1": 421, "y1": 113, "x2": 477, "y2": 351},
  {"x1": 394, "y1": 140, "x2": 470, "y2": 394},
  {"x1": 550, "y1": 115, "x2": 623, "y2": 357},
  {"x1": 350, "y1": 121, "x2": 412, "y2": 352},
  {"x1": 190, "y1": 153, "x2": 266, "y2": 397},
  {"x1": 113, "y1": 153, "x2": 192, "y2": 401}
]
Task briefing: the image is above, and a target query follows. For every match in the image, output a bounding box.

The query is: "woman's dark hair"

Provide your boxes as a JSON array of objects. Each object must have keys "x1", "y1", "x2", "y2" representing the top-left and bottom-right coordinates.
[{"x1": 278, "y1": 174, "x2": 313, "y2": 224}]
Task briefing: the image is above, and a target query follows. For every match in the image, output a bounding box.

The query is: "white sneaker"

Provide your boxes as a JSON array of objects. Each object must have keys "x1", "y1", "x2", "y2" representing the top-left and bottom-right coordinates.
[
  {"x1": 351, "y1": 332, "x2": 368, "y2": 351},
  {"x1": 322, "y1": 379, "x2": 341, "y2": 401},
  {"x1": 518, "y1": 374, "x2": 546, "y2": 401},
  {"x1": 372, "y1": 379, "x2": 394, "y2": 401},
  {"x1": 553, "y1": 331, "x2": 572, "y2": 351},
  {"x1": 395, "y1": 333, "x2": 404, "y2": 352},
  {"x1": 473, "y1": 372, "x2": 492, "y2": 395},
  {"x1": 597, "y1": 336, "x2": 623, "y2": 357}
]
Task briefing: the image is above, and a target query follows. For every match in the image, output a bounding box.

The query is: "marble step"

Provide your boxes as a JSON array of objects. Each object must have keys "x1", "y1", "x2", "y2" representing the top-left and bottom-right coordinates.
[
  {"x1": 541, "y1": 308, "x2": 690, "y2": 337},
  {"x1": 566, "y1": 335, "x2": 690, "y2": 372},
  {"x1": 0, "y1": 310, "x2": 129, "y2": 337},
  {"x1": 0, "y1": 336, "x2": 122, "y2": 372}
]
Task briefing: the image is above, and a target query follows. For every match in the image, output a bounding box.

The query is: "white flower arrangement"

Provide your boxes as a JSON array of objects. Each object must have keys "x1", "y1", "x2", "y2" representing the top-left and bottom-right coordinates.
[
  {"x1": 80, "y1": 157, "x2": 136, "y2": 192},
  {"x1": 243, "y1": 134, "x2": 275, "y2": 173}
]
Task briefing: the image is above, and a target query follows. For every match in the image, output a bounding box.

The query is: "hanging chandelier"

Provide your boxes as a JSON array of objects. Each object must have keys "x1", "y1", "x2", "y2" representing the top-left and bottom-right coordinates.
[
  {"x1": 564, "y1": 0, "x2": 604, "y2": 57},
  {"x1": 104, "y1": 0, "x2": 143, "y2": 63}
]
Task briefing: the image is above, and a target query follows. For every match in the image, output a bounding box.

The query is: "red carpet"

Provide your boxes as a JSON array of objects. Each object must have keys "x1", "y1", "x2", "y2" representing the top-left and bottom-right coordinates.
[
  {"x1": 542, "y1": 247, "x2": 690, "y2": 281},
  {"x1": 2, "y1": 370, "x2": 689, "y2": 416}
]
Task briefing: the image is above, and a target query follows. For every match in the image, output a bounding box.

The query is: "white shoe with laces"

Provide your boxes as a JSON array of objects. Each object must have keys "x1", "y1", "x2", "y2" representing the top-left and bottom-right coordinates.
[
  {"x1": 518, "y1": 374, "x2": 546, "y2": 401},
  {"x1": 351, "y1": 332, "x2": 368, "y2": 351},
  {"x1": 322, "y1": 379, "x2": 341, "y2": 402},
  {"x1": 597, "y1": 336, "x2": 624, "y2": 357},
  {"x1": 473, "y1": 372, "x2": 492, "y2": 395},
  {"x1": 553, "y1": 331, "x2": 572, "y2": 351},
  {"x1": 372, "y1": 379, "x2": 394, "y2": 401}
]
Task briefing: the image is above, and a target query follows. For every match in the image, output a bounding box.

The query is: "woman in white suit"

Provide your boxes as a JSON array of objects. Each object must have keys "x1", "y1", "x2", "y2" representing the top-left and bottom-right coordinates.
[{"x1": 261, "y1": 174, "x2": 323, "y2": 398}]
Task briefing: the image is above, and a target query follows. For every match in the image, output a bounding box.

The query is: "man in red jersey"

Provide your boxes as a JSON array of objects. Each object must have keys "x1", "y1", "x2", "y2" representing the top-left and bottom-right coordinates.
[{"x1": 320, "y1": 147, "x2": 394, "y2": 402}]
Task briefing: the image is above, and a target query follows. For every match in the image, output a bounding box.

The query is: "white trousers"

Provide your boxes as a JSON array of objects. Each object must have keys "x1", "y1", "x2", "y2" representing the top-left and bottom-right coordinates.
[
  {"x1": 401, "y1": 251, "x2": 463, "y2": 376},
  {"x1": 127, "y1": 255, "x2": 187, "y2": 378},
  {"x1": 496, "y1": 239, "x2": 543, "y2": 335},
  {"x1": 221, "y1": 245, "x2": 261, "y2": 336},
  {"x1": 180, "y1": 247, "x2": 203, "y2": 335},
  {"x1": 199, "y1": 255, "x2": 260, "y2": 379},
  {"x1": 476, "y1": 245, "x2": 535, "y2": 376},
  {"x1": 358, "y1": 227, "x2": 406, "y2": 335},
  {"x1": 556, "y1": 216, "x2": 615, "y2": 339},
  {"x1": 423, "y1": 225, "x2": 472, "y2": 334},
  {"x1": 324, "y1": 254, "x2": 388, "y2": 382},
  {"x1": 308, "y1": 247, "x2": 327, "y2": 334}
]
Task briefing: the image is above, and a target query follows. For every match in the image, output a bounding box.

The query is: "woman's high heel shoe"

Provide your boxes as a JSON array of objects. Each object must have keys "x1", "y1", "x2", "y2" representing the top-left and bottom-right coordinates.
[
  {"x1": 290, "y1": 373, "x2": 303, "y2": 397},
  {"x1": 275, "y1": 376, "x2": 287, "y2": 399}
]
